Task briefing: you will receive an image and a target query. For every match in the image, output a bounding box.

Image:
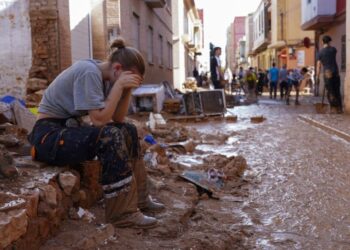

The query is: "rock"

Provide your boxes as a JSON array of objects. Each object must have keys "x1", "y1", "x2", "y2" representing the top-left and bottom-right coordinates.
[
  {"x1": 0, "y1": 209, "x2": 28, "y2": 248},
  {"x1": 39, "y1": 185, "x2": 57, "y2": 207},
  {"x1": 14, "y1": 156, "x2": 46, "y2": 168},
  {"x1": 12, "y1": 101, "x2": 36, "y2": 133},
  {"x1": 223, "y1": 155, "x2": 247, "y2": 177},
  {"x1": 94, "y1": 224, "x2": 115, "y2": 245},
  {"x1": 27, "y1": 78, "x2": 48, "y2": 92},
  {"x1": 250, "y1": 115, "x2": 265, "y2": 123},
  {"x1": 0, "y1": 134, "x2": 20, "y2": 147},
  {"x1": 0, "y1": 145, "x2": 18, "y2": 178},
  {"x1": 21, "y1": 189, "x2": 40, "y2": 218},
  {"x1": 0, "y1": 165, "x2": 18, "y2": 178},
  {"x1": 0, "y1": 192, "x2": 26, "y2": 212},
  {"x1": 75, "y1": 237, "x2": 96, "y2": 249},
  {"x1": 58, "y1": 172, "x2": 78, "y2": 196}
]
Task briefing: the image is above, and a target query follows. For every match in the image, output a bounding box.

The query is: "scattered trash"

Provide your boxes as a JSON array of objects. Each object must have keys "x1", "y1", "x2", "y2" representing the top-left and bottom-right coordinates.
[
  {"x1": 180, "y1": 170, "x2": 221, "y2": 198},
  {"x1": 77, "y1": 207, "x2": 96, "y2": 223}
]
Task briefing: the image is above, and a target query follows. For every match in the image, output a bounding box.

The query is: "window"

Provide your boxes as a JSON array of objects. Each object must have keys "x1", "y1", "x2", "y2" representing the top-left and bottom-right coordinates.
[
  {"x1": 167, "y1": 41, "x2": 172, "y2": 69},
  {"x1": 158, "y1": 35, "x2": 163, "y2": 66},
  {"x1": 147, "y1": 26, "x2": 154, "y2": 63},
  {"x1": 132, "y1": 13, "x2": 140, "y2": 50},
  {"x1": 341, "y1": 35, "x2": 346, "y2": 71}
]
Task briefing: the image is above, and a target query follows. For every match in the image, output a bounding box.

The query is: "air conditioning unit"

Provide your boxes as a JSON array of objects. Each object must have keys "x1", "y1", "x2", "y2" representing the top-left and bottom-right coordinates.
[
  {"x1": 183, "y1": 90, "x2": 226, "y2": 116},
  {"x1": 144, "y1": 0, "x2": 166, "y2": 8}
]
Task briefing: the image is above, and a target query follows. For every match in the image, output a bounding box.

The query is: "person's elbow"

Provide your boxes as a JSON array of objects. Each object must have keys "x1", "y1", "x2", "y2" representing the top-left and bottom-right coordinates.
[{"x1": 89, "y1": 111, "x2": 111, "y2": 127}]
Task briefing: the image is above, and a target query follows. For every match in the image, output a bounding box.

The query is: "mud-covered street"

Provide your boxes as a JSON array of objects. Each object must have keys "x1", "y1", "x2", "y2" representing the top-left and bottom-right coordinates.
[{"x1": 40, "y1": 97, "x2": 350, "y2": 250}]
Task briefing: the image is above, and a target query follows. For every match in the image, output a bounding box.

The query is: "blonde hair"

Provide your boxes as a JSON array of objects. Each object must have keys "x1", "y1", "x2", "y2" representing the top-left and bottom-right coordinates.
[{"x1": 109, "y1": 38, "x2": 145, "y2": 76}]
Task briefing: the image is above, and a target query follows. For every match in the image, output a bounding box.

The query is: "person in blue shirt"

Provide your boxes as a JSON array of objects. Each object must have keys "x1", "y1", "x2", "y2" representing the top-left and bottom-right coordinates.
[{"x1": 268, "y1": 63, "x2": 279, "y2": 99}]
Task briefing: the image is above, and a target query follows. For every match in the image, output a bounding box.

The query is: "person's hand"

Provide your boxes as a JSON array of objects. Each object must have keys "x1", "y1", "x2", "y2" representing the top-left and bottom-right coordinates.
[{"x1": 115, "y1": 71, "x2": 143, "y2": 90}]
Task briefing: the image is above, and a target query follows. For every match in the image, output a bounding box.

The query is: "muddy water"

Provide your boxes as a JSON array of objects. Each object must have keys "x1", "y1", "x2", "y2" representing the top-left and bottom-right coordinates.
[{"x1": 186, "y1": 99, "x2": 350, "y2": 249}]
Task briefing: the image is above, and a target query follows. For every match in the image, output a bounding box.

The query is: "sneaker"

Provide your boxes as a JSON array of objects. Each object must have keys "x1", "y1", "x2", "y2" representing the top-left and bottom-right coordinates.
[
  {"x1": 140, "y1": 196, "x2": 165, "y2": 212},
  {"x1": 113, "y1": 211, "x2": 158, "y2": 229}
]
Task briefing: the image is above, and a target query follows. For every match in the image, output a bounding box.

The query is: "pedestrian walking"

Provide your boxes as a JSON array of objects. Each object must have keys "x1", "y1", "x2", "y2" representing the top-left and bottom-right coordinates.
[
  {"x1": 245, "y1": 67, "x2": 257, "y2": 103},
  {"x1": 257, "y1": 68, "x2": 265, "y2": 95},
  {"x1": 279, "y1": 64, "x2": 288, "y2": 100},
  {"x1": 268, "y1": 63, "x2": 279, "y2": 99},
  {"x1": 316, "y1": 35, "x2": 343, "y2": 113},
  {"x1": 210, "y1": 47, "x2": 223, "y2": 89},
  {"x1": 28, "y1": 38, "x2": 164, "y2": 229}
]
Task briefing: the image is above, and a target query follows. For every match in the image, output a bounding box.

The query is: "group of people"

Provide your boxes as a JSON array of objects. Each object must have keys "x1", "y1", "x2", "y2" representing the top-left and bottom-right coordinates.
[
  {"x1": 234, "y1": 64, "x2": 309, "y2": 105},
  {"x1": 210, "y1": 35, "x2": 343, "y2": 113}
]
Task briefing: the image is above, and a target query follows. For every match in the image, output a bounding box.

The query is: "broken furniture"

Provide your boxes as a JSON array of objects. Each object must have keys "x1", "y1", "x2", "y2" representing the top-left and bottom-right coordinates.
[{"x1": 183, "y1": 89, "x2": 226, "y2": 116}]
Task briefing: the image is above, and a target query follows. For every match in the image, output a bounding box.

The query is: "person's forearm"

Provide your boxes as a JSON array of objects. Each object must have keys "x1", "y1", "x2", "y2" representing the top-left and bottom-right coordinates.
[
  {"x1": 113, "y1": 89, "x2": 132, "y2": 122},
  {"x1": 89, "y1": 84, "x2": 123, "y2": 126},
  {"x1": 316, "y1": 61, "x2": 321, "y2": 78}
]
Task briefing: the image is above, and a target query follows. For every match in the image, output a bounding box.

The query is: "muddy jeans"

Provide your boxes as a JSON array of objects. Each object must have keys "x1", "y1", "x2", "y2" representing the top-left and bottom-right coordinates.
[
  {"x1": 324, "y1": 74, "x2": 342, "y2": 111},
  {"x1": 28, "y1": 118, "x2": 140, "y2": 198}
]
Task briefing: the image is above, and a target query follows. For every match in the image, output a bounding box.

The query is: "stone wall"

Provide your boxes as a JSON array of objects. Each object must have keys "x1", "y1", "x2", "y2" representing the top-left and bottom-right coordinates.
[{"x1": 0, "y1": 0, "x2": 32, "y2": 98}]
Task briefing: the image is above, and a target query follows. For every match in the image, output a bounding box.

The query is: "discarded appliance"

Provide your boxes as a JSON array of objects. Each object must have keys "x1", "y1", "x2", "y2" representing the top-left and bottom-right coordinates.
[
  {"x1": 131, "y1": 84, "x2": 165, "y2": 113},
  {"x1": 183, "y1": 89, "x2": 226, "y2": 116}
]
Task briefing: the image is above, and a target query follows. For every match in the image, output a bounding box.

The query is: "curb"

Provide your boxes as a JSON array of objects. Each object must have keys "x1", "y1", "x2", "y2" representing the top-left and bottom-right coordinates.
[{"x1": 298, "y1": 115, "x2": 350, "y2": 143}]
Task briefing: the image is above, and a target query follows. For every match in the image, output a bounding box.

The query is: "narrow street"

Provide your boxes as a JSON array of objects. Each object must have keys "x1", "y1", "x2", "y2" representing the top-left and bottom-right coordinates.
[
  {"x1": 195, "y1": 97, "x2": 350, "y2": 249},
  {"x1": 40, "y1": 96, "x2": 350, "y2": 249}
]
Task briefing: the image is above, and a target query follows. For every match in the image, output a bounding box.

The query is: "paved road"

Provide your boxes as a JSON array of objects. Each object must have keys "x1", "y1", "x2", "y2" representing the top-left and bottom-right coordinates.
[{"x1": 195, "y1": 97, "x2": 350, "y2": 249}]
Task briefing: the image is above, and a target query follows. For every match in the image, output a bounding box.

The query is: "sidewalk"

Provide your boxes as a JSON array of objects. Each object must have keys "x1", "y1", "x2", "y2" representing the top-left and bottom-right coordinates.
[{"x1": 299, "y1": 114, "x2": 350, "y2": 142}]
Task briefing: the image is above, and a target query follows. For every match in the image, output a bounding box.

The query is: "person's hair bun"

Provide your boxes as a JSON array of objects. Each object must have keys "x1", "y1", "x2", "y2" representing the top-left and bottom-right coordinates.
[{"x1": 110, "y1": 38, "x2": 126, "y2": 50}]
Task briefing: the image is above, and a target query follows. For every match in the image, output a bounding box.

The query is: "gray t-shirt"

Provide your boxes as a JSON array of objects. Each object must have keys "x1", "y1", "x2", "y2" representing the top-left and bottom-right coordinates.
[{"x1": 39, "y1": 60, "x2": 111, "y2": 118}]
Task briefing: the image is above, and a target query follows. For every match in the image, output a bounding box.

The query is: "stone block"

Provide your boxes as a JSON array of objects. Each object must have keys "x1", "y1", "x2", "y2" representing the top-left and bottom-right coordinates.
[
  {"x1": 0, "y1": 209, "x2": 28, "y2": 248},
  {"x1": 39, "y1": 185, "x2": 57, "y2": 207},
  {"x1": 58, "y1": 172, "x2": 78, "y2": 196},
  {"x1": 27, "y1": 78, "x2": 48, "y2": 92}
]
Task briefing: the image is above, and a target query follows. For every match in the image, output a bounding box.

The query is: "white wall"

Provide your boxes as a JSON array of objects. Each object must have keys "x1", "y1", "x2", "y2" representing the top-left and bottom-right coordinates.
[
  {"x1": 172, "y1": 0, "x2": 186, "y2": 89},
  {"x1": 301, "y1": 0, "x2": 336, "y2": 24},
  {"x1": 253, "y1": 2, "x2": 266, "y2": 50},
  {"x1": 0, "y1": 0, "x2": 32, "y2": 98},
  {"x1": 69, "y1": 0, "x2": 92, "y2": 63}
]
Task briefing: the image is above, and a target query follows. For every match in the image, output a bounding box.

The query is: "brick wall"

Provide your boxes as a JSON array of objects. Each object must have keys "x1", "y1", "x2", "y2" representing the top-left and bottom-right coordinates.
[
  {"x1": 27, "y1": 0, "x2": 72, "y2": 105},
  {"x1": 91, "y1": 0, "x2": 108, "y2": 60}
]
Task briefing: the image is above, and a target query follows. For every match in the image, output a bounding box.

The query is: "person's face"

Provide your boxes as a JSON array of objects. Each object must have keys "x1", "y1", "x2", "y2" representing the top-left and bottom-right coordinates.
[{"x1": 215, "y1": 49, "x2": 221, "y2": 56}]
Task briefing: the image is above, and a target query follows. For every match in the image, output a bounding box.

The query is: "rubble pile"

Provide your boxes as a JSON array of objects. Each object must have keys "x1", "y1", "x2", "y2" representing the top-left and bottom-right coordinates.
[{"x1": 0, "y1": 110, "x2": 252, "y2": 249}]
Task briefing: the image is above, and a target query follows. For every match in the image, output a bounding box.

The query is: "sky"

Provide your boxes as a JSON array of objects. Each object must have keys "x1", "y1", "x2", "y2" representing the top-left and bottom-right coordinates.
[{"x1": 195, "y1": 0, "x2": 261, "y2": 68}]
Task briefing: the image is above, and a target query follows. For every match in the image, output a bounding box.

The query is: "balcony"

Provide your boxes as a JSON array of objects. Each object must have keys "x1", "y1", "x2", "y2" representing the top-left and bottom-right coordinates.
[
  {"x1": 144, "y1": 0, "x2": 166, "y2": 8},
  {"x1": 301, "y1": 0, "x2": 336, "y2": 30}
]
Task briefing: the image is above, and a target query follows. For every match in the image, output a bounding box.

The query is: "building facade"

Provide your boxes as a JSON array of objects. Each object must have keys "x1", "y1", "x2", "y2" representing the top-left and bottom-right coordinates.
[
  {"x1": 226, "y1": 17, "x2": 246, "y2": 73},
  {"x1": 301, "y1": 0, "x2": 346, "y2": 97},
  {"x1": 91, "y1": 0, "x2": 173, "y2": 85},
  {"x1": 269, "y1": 0, "x2": 315, "y2": 69},
  {"x1": 251, "y1": 0, "x2": 271, "y2": 70},
  {"x1": 0, "y1": 0, "x2": 72, "y2": 102},
  {"x1": 0, "y1": 0, "x2": 174, "y2": 102},
  {"x1": 172, "y1": 0, "x2": 203, "y2": 89}
]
